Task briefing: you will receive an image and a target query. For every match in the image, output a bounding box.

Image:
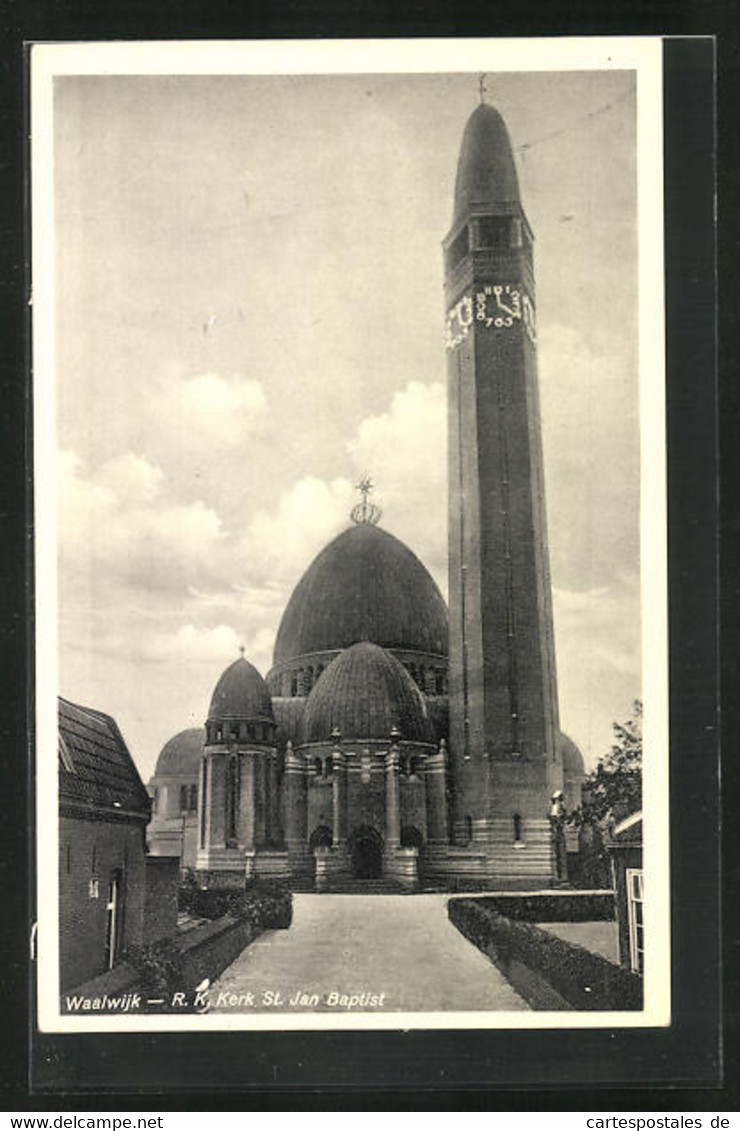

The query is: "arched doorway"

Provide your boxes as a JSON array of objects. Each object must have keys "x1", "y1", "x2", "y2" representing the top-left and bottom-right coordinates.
[
  {"x1": 349, "y1": 826, "x2": 383, "y2": 880},
  {"x1": 309, "y1": 825, "x2": 333, "y2": 851}
]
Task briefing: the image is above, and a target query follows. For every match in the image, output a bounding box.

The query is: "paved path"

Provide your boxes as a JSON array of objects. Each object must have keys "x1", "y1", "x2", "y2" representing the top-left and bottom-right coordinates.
[{"x1": 210, "y1": 894, "x2": 528, "y2": 1013}]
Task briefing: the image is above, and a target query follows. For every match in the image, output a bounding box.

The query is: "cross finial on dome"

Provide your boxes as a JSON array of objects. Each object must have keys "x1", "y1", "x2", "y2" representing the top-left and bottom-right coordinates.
[
  {"x1": 239, "y1": 644, "x2": 245, "y2": 657},
  {"x1": 350, "y1": 475, "x2": 382, "y2": 526},
  {"x1": 479, "y1": 73, "x2": 489, "y2": 104}
]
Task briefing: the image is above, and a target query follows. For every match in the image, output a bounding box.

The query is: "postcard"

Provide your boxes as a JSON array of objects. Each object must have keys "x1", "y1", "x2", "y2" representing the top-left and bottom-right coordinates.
[{"x1": 32, "y1": 36, "x2": 668, "y2": 1033}]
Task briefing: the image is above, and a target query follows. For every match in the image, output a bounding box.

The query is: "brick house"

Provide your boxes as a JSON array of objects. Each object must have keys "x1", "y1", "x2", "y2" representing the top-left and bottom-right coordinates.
[{"x1": 58, "y1": 697, "x2": 151, "y2": 991}]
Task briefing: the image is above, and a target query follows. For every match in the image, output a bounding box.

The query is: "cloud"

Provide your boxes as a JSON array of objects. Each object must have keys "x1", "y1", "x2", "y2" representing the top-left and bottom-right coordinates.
[
  {"x1": 244, "y1": 475, "x2": 354, "y2": 585},
  {"x1": 58, "y1": 448, "x2": 225, "y2": 594},
  {"x1": 179, "y1": 372, "x2": 267, "y2": 444},
  {"x1": 348, "y1": 380, "x2": 448, "y2": 590}
]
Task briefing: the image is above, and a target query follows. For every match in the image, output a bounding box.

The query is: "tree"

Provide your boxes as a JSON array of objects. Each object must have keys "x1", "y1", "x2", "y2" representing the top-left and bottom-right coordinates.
[{"x1": 570, "y1": 699, "x2": 642, "y2": 828}]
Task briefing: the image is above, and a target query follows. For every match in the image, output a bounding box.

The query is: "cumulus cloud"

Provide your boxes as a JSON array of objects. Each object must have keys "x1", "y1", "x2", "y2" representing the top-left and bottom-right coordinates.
[
  {"x1": 348, "y1": 380, "x2": 447, "y2": 590},
  {"x1": 179, "y1": 372, "x2": 267, "y2": 444},
  {"x1": 244, "y1": 475, "x2": 354, "y2": 585},
  {"x1": 58, "y1": 448, "x2": 225, "y2": 593}
]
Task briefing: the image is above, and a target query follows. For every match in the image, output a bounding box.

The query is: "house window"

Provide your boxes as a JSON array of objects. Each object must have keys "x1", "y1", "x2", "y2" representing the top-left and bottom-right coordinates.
[
  {"x1": 104, "y1": 869, "x2": 124, "y2": 970},
  {"x1": 626, "y1": 868, "x2": 644, "y2": 975}
]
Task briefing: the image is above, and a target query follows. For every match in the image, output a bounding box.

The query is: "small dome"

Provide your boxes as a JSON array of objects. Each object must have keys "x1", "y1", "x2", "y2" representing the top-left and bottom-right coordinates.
[
  {"x1": 301, "y1": 642, "x2": 434, "y2": 745},
  {"x1": 453, "y1": 103, "x2": 521, "y2": 224},
  {"x1": 273, "y1": 523, "x2": 448, "y2": 666},
  {"x1": 208, "y1": 656, "x2": 274, "y2": 722},
  {"x1": 154, "y1": 728, "x2": 204, "y2": 777},
  {"x1": 559, "y1": 732, "x2": 585, "y2": 777}
]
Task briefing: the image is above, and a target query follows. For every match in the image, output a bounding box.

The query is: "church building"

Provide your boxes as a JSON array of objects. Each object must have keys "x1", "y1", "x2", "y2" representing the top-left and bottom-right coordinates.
[{"x1": 147, "y1": 99, "x2": 584, "y2": 891}]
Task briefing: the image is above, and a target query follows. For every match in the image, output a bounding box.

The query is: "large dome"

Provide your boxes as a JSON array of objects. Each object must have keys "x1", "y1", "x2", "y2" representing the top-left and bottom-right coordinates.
[
  {"x1": 208, "y1": 656, "x2": 274, "y2": 722},
  {"x1": 301, "y1": 642, "x2": 435, "y2": 745},
  {"x1": 273, "y1": 524, "x2": 448, "y2": 666},
  {"x1": 154, "y1": 727, "x2": 204, "y2": 777}
]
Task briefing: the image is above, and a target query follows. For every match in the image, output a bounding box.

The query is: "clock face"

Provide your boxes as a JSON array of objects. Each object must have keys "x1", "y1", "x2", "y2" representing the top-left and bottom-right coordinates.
[{"x1": 445, "y1": 284, "x2": 536, "y2": 349}]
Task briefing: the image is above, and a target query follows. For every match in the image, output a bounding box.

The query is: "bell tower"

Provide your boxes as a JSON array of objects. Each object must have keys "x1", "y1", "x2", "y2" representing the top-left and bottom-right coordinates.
[{"x1": 444, "y1": 99, "x2": 563, "y2": 879}]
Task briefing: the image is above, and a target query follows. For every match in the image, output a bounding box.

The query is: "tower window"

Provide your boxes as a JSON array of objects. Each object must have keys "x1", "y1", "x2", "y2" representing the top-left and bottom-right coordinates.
[
  {"x1": 474, "y1": 215, "x2": 513, "y2": 250},
  {"x1": 180, "y1": 784, "x2": 188, "y2": 812},
  {"x1": 152, "y1": 787, "x2": 158, "y2": 814},
  {"x1": 189, "y1": 783, "x2": 198, "y2": 812},
  {"x1": 290, "y1": 673, "x2": 299, "y2": 697},
  {"x1": 513, "y1": 813, "x2": 524, "y2": 843}
]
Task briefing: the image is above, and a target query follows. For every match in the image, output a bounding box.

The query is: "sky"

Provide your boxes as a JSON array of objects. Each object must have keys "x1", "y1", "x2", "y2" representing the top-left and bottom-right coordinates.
[{"x1": 53, "y1": 68, "x2": 640, "y2": 782}]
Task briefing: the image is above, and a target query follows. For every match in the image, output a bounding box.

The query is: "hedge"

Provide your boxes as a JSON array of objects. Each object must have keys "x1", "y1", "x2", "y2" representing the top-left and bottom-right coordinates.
[
  {"x1": 476, "y1": 892, "x2": 615, "y2": 923},
  {"x1": 126, "y1": 881, "x2": 292, "y2": 1005},
  {"x1": 448, "y1": 898, "x2": 642, "y2": 1011},
  {"x1": 178, "y1": 877, "x2": 293, "y2": 928}
]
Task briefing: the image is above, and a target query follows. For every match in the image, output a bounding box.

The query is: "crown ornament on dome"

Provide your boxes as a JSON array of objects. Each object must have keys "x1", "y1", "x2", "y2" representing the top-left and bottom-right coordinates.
[{"x1": 350, "y1": 476, "x2": 382, "y2": 526}]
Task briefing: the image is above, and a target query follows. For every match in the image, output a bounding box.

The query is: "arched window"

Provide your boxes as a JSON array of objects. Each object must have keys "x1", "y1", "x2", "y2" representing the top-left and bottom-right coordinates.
[
  {"x1": 513, "y1": 813, "x2": 523, "y2": 843},
  {"x1": 199, "y1": 762, "x2": 208, "y2": 848},
  {"x1": 226, "y1": 755, "x2": 239, "y2": 846}
]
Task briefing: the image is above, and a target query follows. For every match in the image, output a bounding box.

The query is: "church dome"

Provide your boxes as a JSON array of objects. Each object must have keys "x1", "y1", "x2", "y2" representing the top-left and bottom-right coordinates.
[
  {"x1": 273, "y1": 523, "x2": 448, "y2": 666},
  {"x1": 301, "y1": 642, "x2": 434, "y2": 745},
  {"x1": 208, "y1": 655, "x2": 274, "y2": 722},
  {"x1": 559, "y1": 732, "x2": 585, "y2": 777},
  {"x1": 154, "y1": 727, "x2": 204, "y2": 777}
]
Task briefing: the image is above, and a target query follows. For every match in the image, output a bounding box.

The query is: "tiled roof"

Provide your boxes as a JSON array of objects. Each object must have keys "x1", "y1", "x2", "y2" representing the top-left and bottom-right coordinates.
[
  {"x1": 58, "y1": 697, "x2": 151, "y2": 817},
  {"x1": 301, "y1": 642, "x2": 434, "y2": 746},
  {"x1": 273, "y1": 523, "x2": 448, "y2": 666}
]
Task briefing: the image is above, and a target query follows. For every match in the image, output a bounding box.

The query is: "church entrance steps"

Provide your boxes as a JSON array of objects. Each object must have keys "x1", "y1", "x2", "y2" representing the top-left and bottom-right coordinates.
[
  {"x1": 210, "y1": 894, "x2": 529, "y2": 1013},
  {"x1": 315, "y1": 877, "x2": 409, "y2": 895}
]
